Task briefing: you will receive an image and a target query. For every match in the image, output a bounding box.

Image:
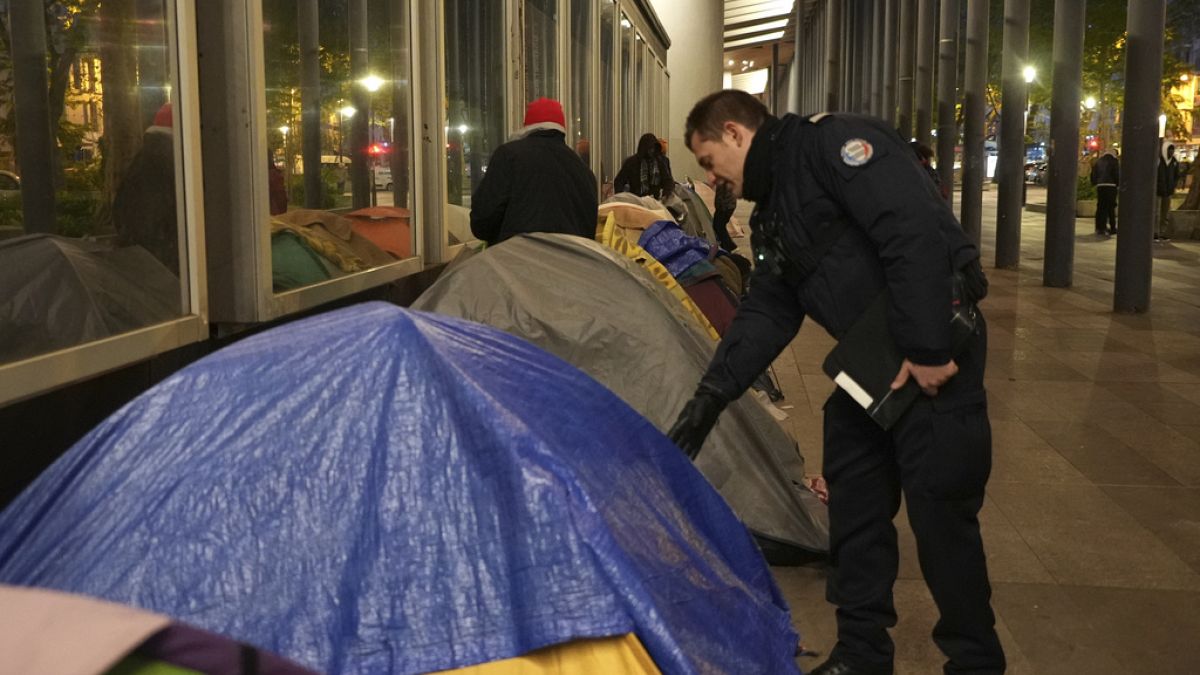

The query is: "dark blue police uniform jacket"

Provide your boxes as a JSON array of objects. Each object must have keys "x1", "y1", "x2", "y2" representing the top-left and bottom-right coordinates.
[{"x1": 698, "y1": 113, "x2": 982, "y2": 404}]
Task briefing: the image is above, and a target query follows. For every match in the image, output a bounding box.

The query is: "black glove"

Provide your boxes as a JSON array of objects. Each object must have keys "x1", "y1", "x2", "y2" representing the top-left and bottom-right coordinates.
[{"x1": 667, "y1": 391, "x2": 726, "y2": 460}]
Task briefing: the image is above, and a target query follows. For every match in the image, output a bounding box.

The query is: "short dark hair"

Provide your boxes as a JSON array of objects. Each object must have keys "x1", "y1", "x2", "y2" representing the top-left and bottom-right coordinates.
[{"x1": 684, "y1": 90, "x2": 770, "y2": 150}]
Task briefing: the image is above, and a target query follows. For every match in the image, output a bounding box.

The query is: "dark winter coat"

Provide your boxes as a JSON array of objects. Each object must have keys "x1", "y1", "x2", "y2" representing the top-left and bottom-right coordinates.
[
  {"x1": 470, "y1": 130, "x2": 598, "y2": 246},
  {"x1": 1158, "y1": 155, "x2": 1180, "y2": 197},
  {"x1": 1090, "y1": 153, "x2": 1119, "y2": 187},
  {"x1": 699, "y1": 113, "x2": 981, "y2": 402},
  {"x1": 614, "y1": 133, "x2": 674, "y2": 200}
]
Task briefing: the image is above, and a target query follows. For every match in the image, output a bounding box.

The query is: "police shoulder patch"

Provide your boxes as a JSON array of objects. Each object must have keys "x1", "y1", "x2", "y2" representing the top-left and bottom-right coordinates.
[{"x1": 840, "y1": 138, "x2": 874, "y2": 167}]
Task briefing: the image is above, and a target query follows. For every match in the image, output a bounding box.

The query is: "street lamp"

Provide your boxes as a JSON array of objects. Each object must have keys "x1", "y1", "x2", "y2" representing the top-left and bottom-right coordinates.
[
  {"x1": 1084, "y1": 96, "x2": 1097, "y2": 110},
  {"x1": 279, "y1": 125, "x2": 290, "y2": 197},
  {"x1": 358, "y1": 76, "x2": 385, "y2": 205},
  {"x1": 1023, "y1": 65, "x2": 1036, "y2": 83}
]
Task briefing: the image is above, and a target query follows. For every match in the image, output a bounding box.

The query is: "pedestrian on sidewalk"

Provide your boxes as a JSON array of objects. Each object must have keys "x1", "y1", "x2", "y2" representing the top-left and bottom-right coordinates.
[
  {"x1": 1156, "y1": 142, "x2": 1179, "y2": 242},
  {"x1": 1090, "y1": 150, "x2": 1119, "y2": 236}
]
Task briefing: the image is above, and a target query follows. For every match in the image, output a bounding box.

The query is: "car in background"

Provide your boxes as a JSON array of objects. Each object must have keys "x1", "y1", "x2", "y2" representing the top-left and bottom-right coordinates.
[
  {"x1": 373, "y1": 165, "x2": 393, "y2": 191},
  {"x1": 0, "y1": 170, "x2": 20, "y2": 198},
  {"x1": 1024, "y1": 162, "x2": 1048, "y2": 186}
]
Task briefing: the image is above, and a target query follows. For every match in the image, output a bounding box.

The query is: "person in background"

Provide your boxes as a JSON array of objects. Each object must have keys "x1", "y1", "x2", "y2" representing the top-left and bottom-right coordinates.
[
  {"x1": 470, "y1": 98, "x2": 598, "y2": 246},
  {"x1": 112, "y1": 103, "x2": 179, "y2": 274},
  {"x1": 614, "y1": 132, "x2": 675, "y2": 200},
  {"x1": 910, "y1": 141, "x2": 943, "y2": 198},
  {"x1": 709, "y1": 180, "x2": 740, "y2": 254},
  {"x1": 268, "y1": 158, "x2": 288, "y2": 215},
  {"x1": 1156, "y1": 142, "x2": 1179, "y2": 243},
  {"x1": 1090, "y1": 149, "x2": 1119, "y2": 237},
  {"x1": 669, "y1": 90, "x2": 1001, "y2": 675}
]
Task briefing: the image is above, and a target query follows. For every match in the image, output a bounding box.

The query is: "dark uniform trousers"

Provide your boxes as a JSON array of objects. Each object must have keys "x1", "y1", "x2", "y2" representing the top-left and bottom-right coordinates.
[{"x1": 822, "y1": 315, "x2": 1005, "y2": 675}]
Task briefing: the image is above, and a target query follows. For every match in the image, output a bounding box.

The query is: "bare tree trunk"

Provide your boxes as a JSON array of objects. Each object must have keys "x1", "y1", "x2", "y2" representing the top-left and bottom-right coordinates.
[
  {"x1": 99, "y1": 1, "x2": 143, "y2": 205},
  {"x1": 1182, "y1": 161, "x2": 1200, "y2": 210}
]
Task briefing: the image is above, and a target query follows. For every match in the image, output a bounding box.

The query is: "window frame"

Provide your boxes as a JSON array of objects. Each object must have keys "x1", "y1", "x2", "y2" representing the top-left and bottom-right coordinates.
[
  {"x1": 0, "y1": 0, "x2": 210, "y2": 408},
  {"x1": 200, "y1": 0, "x2": 425, "y2": 324}
]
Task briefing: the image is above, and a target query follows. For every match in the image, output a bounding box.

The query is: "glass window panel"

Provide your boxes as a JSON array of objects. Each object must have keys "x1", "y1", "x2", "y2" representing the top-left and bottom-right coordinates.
[
  {"x1": 620, "y1": 13, "x2": 635, "y2": 160},
  {"x1": 0, "y1": 0, "x2": 188, "y2": 366},
  {"x1": 569, "y1": 0, "x2": 592, "y2": 169},
  {"x1": 262, "y1": 0, "x2": 416, "y2": 291},
  {"x1": 443, "y1": 0, "x2": 506, "y2": 244},
  {"x1": 599, "y1": 3, "x2": 615, "y2": 190},
  {"x1": 525, "y1": 0, "x2": 558, "y2": 103}
]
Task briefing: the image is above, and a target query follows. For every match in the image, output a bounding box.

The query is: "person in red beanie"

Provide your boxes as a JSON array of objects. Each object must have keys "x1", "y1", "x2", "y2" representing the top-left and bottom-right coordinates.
[
  {"x1": 112, "y1": 102, "x2": 181, "y2": 273},
  {"x1": 469, "y1": 97, "x2": 597, "y2": 245}
]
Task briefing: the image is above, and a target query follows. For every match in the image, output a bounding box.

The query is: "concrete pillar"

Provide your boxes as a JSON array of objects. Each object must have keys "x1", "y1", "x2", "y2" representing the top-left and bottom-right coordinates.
[
  {"x1": 960, "y1": 0, "x2": 989, "y2": 246},
  {"x1": 1114, "y1": 0, "x2": 1167, "y2": 312},
  {"x1": 995, "y1": 0, "x2": 1030, "y2": 269},
  {"x1": 883, "y1": 0, "x2": 899, "y2": 125},
  {"x1": 648, "y1": 0, "x2": 723, "y2": 182},
  {"x1": 914, "y1": 0, "x2": 937, "y2": 145},
  {"x1": 826, "y1": 0, "x2": 843, "y2": 111},
  {"x1": 1043, "y1": 0, "x2": 1086, "y2": 288},
  {"x1": 897, "y1": 0, "x2": 916, "y2": 137},
  {"x1": 936, "y1": 0, "x2": 959, "y2": 199}
]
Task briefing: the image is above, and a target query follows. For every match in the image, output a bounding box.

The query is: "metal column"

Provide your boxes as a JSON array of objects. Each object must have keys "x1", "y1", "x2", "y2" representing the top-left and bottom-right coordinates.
[
  {"x1": 299, "y1": 0, "x2": 322, "y2": 209},
  {"x1": 883, "y1": 0, "x2": 899, "y2": 125},
  {"x1": 826, "y1": 0, "x2": 843, "y2": 111},
  {"x1": 1043, "y1": 0, "x2": 1086, "y2": 288},
  {"x1": 960, "y1": 0, "x2": 990, "y2": 246},
  {"x1": 897, "y1": 0, "x2": 916, "y2": 137},
  {"x1": 936, "y1": 0, "x2": 959, "y2": 198},
  {"x1": 914, "y1": 0, "x2": 936, "y2": 145},
  {"x1": 864, "y1": 0, "x2": 873, "y2": 112},
  {"x1": 995, "y1": 0, "x2": 1030, "y2": 269},
  {"x1": 9, "y1": 0, "x2": 56, "y2": 232},
  {"x1": 1114, "y1": 0, "x2": 1167, "y2": 312},
  {"x1": 871, "y1": 1, "x2": 884, "y2": 116}
]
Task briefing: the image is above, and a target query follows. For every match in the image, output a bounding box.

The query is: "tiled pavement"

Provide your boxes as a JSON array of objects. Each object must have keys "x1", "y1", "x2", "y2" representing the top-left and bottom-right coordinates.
[{"x1": 752, "y1": 187, "x2": 1200, "y2": 674}]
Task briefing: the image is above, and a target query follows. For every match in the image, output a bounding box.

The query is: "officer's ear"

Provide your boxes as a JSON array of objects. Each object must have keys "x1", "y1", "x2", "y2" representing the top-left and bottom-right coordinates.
[{"x1": 724, "y1": 121, "x2": 743, "y2": 147}]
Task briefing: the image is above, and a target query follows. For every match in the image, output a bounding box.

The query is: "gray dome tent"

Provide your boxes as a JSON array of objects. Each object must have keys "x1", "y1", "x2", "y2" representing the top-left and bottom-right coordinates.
[{"x1": 413, "y1": 233, "x2": 828, "y2": 555}]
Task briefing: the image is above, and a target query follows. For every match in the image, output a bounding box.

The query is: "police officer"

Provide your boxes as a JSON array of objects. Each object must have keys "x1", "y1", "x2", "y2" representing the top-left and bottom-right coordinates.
[{"x1": 668, "y1": 90, "x2": 1004, "y2": 675}]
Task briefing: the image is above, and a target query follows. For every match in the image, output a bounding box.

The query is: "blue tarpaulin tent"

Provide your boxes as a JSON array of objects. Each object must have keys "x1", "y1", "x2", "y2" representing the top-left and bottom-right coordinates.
[{"x1": 0, "y1": 303, "x2": 800, "y2": 675}]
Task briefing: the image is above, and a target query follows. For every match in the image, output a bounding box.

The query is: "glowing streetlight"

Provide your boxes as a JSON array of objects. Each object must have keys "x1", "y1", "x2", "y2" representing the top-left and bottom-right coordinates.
[
  {"x1": 339, "y1": 105, "x2": 357, "y2": 118},
  {"x1": 1023, "y1": 65, "x2": 1036, "y2": 83},
  {"x1": 278, "y1": 125, "x2": 289, "y2": 136},
  {"x1": 360, "y1": 74, "x2": 384, "y2": 92},
  {"x1": 457, "y1": 124, "x2": 470, "y2": 134},
  {"x1": 1182, "y1": 73, "x2": 1191, "y2": 82},
  {"x1": 1084, "y1": 96, "x2": 1097, "y2": 110}
]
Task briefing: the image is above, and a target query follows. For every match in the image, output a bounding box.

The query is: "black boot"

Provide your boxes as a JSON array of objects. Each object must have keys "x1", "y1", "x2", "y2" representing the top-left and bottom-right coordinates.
[{"x1": 809, "y1": 659, "x2": 864, "y2": 675}]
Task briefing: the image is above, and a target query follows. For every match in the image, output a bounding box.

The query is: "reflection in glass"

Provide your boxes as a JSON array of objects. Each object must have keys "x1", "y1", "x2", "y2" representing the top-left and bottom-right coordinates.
[
  {"x1": 261, "y1": 0, "x2": 415, "y2": 292},
  {"x1": 0, "y1": 0, "x2": 186, "y2": 366},
  {"x1": 599, "y1": 4, "x2": 615, "y2": 188},
  {"x1": 444, "y1": 0, "x2": 506, "y2": 236},
  {"x1": 569, "y1": 0, "x2": 592, "y2": 171},
  {"x1": 525, "y1": 0, "x2": 557, "y2": 103}
]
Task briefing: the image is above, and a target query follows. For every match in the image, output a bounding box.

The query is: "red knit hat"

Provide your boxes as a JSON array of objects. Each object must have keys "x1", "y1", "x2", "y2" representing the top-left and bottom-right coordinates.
[
  {"x1": 153, "y1": 102, "x2": 173, "y2": 128},
  {"x1": 522, "y1": 98, "x2": 566, "y2": 134}
]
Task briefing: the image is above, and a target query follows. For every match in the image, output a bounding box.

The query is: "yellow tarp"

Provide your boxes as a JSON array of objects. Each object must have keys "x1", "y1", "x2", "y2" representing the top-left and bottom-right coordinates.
[
  {"x1": 595, "y1": 213, "x2": 720, "y2": 341},
  {"x1": 432, "y1": 634, "x2": 660, "y2": 675}
]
